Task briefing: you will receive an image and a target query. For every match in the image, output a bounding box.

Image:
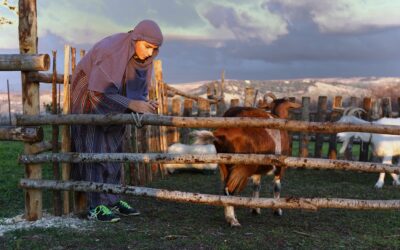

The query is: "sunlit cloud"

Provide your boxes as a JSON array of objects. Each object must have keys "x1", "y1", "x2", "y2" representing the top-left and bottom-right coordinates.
[
  {"x1": 266, "y1": 0, "x2": 400, "y2": 33},
  {"x1": 196, "y1": 0, "x2": 288, "y2": 44}
]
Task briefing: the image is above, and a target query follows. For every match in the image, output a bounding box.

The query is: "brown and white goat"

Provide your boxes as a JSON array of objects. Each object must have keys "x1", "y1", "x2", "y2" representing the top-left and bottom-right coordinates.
[{"x1": 197, "y1": 94, "x2": 301, "y2": 226}]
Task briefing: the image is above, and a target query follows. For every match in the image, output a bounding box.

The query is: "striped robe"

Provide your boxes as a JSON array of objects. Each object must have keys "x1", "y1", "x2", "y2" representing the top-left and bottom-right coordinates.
[{"x1": 70, "y1": 70, "x2": 133, "y2": 208}]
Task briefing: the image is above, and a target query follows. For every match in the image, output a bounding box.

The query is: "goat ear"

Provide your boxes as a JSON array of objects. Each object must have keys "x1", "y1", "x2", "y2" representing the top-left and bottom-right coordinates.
[
  {"x1": 290, "y1": 102, "x2": 302, "y2": 109},
  {"x1": 257, "y1": 100, "x2": 269, "y2": 109}
]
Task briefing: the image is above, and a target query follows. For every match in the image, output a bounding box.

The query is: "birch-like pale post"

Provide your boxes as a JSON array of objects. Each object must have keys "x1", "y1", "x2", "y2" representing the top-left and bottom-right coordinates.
[
  {"x1": 19, "y1": 0, "x2": 42, "y2": 221},
  {"x1": 20, "y1": 179, "x2": 400, "y2": 211},
  {"x1": 61, "y1": 45, "x2": 71, "y2": 214}
]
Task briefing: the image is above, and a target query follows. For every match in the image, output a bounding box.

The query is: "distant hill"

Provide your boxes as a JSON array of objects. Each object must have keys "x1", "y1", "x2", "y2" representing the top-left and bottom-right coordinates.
[
  {"x1": 170, "y1": 77, "x2": 400, "y2": 108},
  {"x1": 1, "y1": 77, "x2": 400, "y2": 118}
]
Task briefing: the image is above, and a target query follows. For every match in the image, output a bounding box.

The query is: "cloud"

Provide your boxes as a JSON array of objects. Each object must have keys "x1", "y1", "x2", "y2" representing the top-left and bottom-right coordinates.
[
  {"x1": 196, "y1": 0, "x2": 288, "y2": 44},
  {"x1": 266, "y1": 0, "x2": 400, "y2": 34}
]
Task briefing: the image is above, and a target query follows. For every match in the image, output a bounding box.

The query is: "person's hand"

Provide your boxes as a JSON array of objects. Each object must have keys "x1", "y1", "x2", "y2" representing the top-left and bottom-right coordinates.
[{"x1": 128, "y1": 100, "x2": 158, "y2": 114}]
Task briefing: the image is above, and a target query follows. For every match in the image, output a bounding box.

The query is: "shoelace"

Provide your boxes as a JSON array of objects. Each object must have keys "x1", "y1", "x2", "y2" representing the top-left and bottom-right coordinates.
[
  {"x1": 95, "y1": 205, "x2": 113, "y2": 216},
  {"x1": 119, "y1": 200, "x2": 132, "y2": 209}
]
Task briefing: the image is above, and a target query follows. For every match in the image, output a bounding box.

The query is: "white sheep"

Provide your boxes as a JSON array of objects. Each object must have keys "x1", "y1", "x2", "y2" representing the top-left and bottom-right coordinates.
[
  {"x1": 336, "y1": 108, "x2": 400, "y2": 188},
  {"x1": 164, "y1": 130, "x2": 217, "y2": 174}
]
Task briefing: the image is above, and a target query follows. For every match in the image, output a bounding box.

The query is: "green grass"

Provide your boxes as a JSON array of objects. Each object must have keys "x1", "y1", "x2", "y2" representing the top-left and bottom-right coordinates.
[{"x1": 1, "y1": 131, "x2": 400, "y2": 249}]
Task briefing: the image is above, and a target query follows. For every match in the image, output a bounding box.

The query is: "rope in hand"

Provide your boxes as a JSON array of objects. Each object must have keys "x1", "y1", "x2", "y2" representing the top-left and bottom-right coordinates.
[{"x1": 131, "y1": 112, "x2": 144, "y2": 128}]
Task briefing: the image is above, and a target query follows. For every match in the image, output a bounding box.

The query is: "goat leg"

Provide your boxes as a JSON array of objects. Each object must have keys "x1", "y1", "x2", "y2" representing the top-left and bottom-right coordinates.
[
  {"x1": 272, "y1": 176, "x2": 283, "y2": 216},
  {"x1": 224, "y1": 188, "x2": 241, "y2": 227},
  {"x1": 250, "y1": 175, "x2": 261, "y2": 215}
]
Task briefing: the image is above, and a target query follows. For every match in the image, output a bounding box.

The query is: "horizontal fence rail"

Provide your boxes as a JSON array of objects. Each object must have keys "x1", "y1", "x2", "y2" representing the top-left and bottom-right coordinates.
[
  {"x1": 15, "y1": 114, "x2": 400, "y2": 135},
  {"x1": 0, "y1": 126, "x2": 43, "y2": 142},
  {"x1": 0, "y1": 54, "x2": 50, "y2": 71},
  {"x1": 20, "y1": 179, "x2": 400, "y2": 211},
  {"x1": 165, "y1": 84, "x2": 219, "y2": 104},
  {"x1": 19, "y1": 153, "x2": 400, "y2": 174},
  {"x1": 27, "y1": 71, "x2": 67, "y2": 84}
]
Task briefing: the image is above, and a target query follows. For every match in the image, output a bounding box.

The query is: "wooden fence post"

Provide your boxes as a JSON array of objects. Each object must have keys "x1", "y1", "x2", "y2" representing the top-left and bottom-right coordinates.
[
  {"x1": 288, "y1": 97, "x2": 296, "y2": 156},
  {"x1": 72, "y1": 48, "x2": 87, "y2": 214},
  {"x1": 382, "y1": 97, "x2": 392, "y2": 118},
  {"x1": 154, "y1": 60, "x2": 168, "y2": 177},
  {"x1": 328, "y1": 96, "x2": 342, "y2": 159},
  {"x1": 244, "y1": 87, "x2": 255, "y2": 107},
  {"x1": 170, "y1": 97, "x2": 181, "y2": 144},
  {"x1": 61, "y1": 45, "x2": 71, "y2": 214},
  {"x1": 198, "y1": 98, "x2": 210, "y2": 117},
  {"x1": 19, "y1": 0, "x2": 42, "y2": 221},
  {"x1": 299, "y1": 97, "x2": 310, "y2": 158},
  {"x1": 181, "y1": 99, "x2": 193, "y2": 144},
  {"x1": 359, "y1": 97, "x2": 372, "y2": 161},
  {"x1": 315, "y1": 96, "x2": 327, "y2": 158},
  {"x1": 344, "y1": 97, "x2": 358, "y2": 160},
  {"x1": 51, "y1": 50, "x2": 62, "y2": 216},
  {"x1": 230, "y1": 99, "x2": 240, "y2": 108},
  {"x1": 216, "y1": 70, "x2": 226, "y2": 116}
]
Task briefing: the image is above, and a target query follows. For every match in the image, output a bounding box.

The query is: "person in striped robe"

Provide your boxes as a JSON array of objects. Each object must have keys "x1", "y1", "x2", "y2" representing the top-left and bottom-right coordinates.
[{"x1": 70, "y1": 20, "x2": 163, "y2": 222}]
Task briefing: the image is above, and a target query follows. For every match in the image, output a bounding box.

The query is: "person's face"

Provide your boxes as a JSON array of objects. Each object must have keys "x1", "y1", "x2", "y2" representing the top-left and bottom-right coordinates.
[{"x1": 134, "y1": 40, "x2": 158, "y2": 60}]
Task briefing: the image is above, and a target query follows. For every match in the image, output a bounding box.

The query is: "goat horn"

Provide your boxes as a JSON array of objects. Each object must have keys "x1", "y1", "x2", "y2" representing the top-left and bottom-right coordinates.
[
  {"x1": 347, "y1": 107, "x2": 366, "y2": 116},
  {"x1": 342, "y1": 107, "x2": 352, "y2": 116},
  {"x1": 263, "y1": 92, "x2": 277, "y2": 101}
]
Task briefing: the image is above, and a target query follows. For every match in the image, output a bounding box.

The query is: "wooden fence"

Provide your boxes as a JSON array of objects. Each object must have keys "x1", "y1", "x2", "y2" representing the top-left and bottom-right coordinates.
[{"x1": 2, "y1": 0, "x2": 400, "y2": 221}]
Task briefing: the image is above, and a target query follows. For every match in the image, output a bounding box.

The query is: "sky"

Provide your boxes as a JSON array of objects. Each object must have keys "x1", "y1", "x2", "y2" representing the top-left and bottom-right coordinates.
[{"x1": 1, "y1": 0, "x2": 400, "y2": 91}]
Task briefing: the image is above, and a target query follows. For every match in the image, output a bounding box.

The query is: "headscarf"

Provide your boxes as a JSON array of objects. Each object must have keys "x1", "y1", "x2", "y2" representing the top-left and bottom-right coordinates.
[{"x1": 75, "y1": 20, "x2": 163, "y2": 94}]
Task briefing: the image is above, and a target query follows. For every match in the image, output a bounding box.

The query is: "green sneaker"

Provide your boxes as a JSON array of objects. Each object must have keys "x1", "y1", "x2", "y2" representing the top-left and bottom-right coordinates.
[
  {"x1": 111, "y1": 200, "x2": 140, "y2": 216},
  {"x1": 87, "y1": 205, "x2": 120, "y2": 222}
]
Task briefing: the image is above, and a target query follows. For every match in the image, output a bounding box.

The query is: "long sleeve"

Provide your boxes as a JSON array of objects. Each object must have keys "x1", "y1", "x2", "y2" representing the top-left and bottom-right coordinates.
[{"x1": 87, "y1": 91, "x2": 131, "y2": 114}]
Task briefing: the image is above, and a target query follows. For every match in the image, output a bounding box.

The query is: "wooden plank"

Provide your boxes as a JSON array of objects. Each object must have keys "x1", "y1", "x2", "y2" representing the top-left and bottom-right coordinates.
[
  {"x1": 0, "y1": 54, "x2": 50, "y2": 71},
  {"x1": 19, "y1": 0, "x2": 42, "y2": 221}
]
